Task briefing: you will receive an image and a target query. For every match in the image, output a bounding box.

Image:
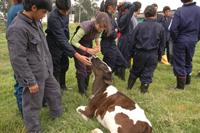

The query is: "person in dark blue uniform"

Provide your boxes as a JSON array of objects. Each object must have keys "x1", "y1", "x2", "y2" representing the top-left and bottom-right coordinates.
[
  {"x1": 170, "y1": 0, "x2": 200, "y2": 89},
  {"x1": 100, "y1": 0, "x2": 128, "y2": 79},
  {"x1": 161, "y1": 6, "x2": 173, "y2": 64},
  {"x1": 116, "y1": 2, "x2": 141, "y2": 80},
  {"x1": 127, "y1": 5, "x2": 165, "y2": 93},
  {"x1": 46, "y1": 0, "x2": 91, "y2": 92},
  {"x1": 71, "y1": 12, "x2": 111, "y2": 96}
]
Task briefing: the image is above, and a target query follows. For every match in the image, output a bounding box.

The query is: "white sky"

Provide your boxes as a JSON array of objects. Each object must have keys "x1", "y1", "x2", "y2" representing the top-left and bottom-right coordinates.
[
  {"x1": 125, "y1": 0, "x2": 200, "y2": 11},
  {"x1": 72, "y1": 0, "x2": 200, "y2": 12}
]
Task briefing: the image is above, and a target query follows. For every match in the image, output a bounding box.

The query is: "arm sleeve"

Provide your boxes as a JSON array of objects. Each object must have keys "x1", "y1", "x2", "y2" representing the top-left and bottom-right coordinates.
[
  {"x1": 6, "y1": 28, "x2": 37, "y2": 87},
  {"x1": 117, "y1": 4, "x2": 135, "y2": 32},
  {"x1": 47, "y1": 16, "x2": 76, "y2": 57},
  {"x1": 71, "y1": 27, "x2": 85, "y2": 48},
  {"x1": 170, "y1": 11, "x2": 180, "y2": 41}
]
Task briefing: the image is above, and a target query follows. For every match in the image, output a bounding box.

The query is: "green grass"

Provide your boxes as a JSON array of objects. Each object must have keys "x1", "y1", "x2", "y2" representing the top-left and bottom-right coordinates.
[{"x1": 1, "y1": 22, "x2": 200, "y2": 133}]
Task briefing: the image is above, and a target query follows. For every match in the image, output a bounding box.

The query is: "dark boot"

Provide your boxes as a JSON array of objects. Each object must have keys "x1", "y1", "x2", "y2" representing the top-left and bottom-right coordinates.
[
  {"x1": 197, "y1": 71, "x2": 200, "y2": 77},
  {"x1": 120, "y1": 68, "x2": 126, "y2": 81},
  {"x1": 77, "y1": 77, "x2": 87, "y2": 96},
  {"x1": 140, "y1": 83, "x2": 149, "y2": 93},
  {"x1": 127, "y1": 76, "x2": 137, "y2": 90},
  {"x1": 176, "y1": 76, "x2": 186, "y2": 89},
  {"x1": 85, "y1": 75, "x2": 90, "y2": 90},
  {"x1": 186, "y1": 74, "x2": 191, "y2": 85},
  {"x1": 60, "y1": 70, "x2": 67, "y2": 91},
  {"x1": 115, "y1": 67, "x2": 125, "y2": 81}
]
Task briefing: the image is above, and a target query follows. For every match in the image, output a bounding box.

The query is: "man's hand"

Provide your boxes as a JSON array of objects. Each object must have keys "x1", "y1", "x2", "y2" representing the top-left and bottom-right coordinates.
[
  {"x1": 28, "y1": 83, "x2": 39, "y2": 93},
  {"x1": 74, "y1": 52, "x2": 92, "y2": 66}
]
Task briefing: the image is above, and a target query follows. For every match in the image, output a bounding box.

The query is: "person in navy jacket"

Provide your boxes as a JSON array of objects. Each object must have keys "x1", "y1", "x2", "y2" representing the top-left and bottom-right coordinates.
[
  {"x1": 46, "y1": 0, "x2": 91, "y2": 92},
  {"x1": 100, "y1": 0, "x2": 128, "y2": 79},
  {"x1": 127, "y1": 5, "x2": 165, "y2": 93},
  {"x1": 170, "y1": 0, "x2": 200, "y2": 89},
  {"x1": 117, "y1": 1, "x2": 141, "y2": 80},
  {"x1": 161, "y1": 6, "x2": 173, "y2": 64}
]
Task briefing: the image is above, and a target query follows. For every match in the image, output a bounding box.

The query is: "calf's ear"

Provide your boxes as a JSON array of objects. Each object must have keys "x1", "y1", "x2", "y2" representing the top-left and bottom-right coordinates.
[{"x1": 103, "y1": 72, "x2": 113, "y2": 85}]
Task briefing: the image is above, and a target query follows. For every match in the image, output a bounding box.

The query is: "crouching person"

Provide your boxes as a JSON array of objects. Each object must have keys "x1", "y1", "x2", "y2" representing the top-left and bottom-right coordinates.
[
  {"x1": 127, "y1": 5, "x2": 165, "y2": 93},
  {"x1": 7, "y1": 0, "x2": 63, "y2": 132}
]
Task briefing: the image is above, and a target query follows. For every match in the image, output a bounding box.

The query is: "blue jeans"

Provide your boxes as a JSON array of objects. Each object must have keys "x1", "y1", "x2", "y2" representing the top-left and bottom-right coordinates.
[{"x1": 14, "y1": 76, "x2": 23, "y2": 116}]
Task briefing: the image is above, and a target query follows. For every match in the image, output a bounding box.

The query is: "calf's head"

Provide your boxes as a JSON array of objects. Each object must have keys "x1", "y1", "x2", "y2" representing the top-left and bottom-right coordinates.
[{"x1": 91, "y1": 57, "x2": 113, "y2": 94}]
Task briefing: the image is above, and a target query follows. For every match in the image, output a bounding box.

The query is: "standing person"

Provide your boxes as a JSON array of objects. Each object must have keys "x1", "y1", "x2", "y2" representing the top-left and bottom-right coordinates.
[
  {"x1": 152, "y1": 3, "x2": 170, "y2": 65},
  {"x1": 162, "y1": 6, "x2": 173, "y2": 64},
  {"x1": 45, "y1": 0, "x2": 91, "y2": 92},
  {"x1": 7, "y1": 0, "x2": 23, "y2": 27},
  {"x1": 152, "y1": 3, "x2": 164, "y2": 23},
  {"x1": 6, "y1": 0, "x2": 23, "y2": 116},
  {"x1": 71, "y1": 12, "x2": 111, "y2": 95},
  {"x1": 7, "y1": 0, "x2": 63, "y2": 132},
  {"x1": 131, "y1": 1, "x2": 141, "y2": 29},
  {"x1": 127, "y1": 5, "x2": 165, "y2": 93},
  {"x1": 100, "y1": 0, "x2": 128, "y2": 79},
  {"x1": 117, "y1": 1, "x2": 141, "y2": 80},
  {"x1": 170, "y1": 0, "x2": 200, "y2": 89}
]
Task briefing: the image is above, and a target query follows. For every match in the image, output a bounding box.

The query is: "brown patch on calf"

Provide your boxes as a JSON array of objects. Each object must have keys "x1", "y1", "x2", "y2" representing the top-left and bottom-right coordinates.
[
  {"x1": 115, "y1": 113, "x2": 152, "y2": 133},
  {"x1": 95, "y1": 92, "x2": 136, "y2": 119}
]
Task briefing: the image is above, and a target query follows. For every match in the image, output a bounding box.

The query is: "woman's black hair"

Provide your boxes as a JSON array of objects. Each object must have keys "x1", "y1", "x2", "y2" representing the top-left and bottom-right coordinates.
[
  {"x1": 23, "y1": 0, "x2": 52, "y2": 11},
  {"x1": 144, "y1": 5, "x2": 156, "y2": 18},
  {"x1": 56, "y1": 0, "x2": 71, "y2": 11},
  {"x1": 100, "y1": 0, "x2": 117, "y2": 12}
]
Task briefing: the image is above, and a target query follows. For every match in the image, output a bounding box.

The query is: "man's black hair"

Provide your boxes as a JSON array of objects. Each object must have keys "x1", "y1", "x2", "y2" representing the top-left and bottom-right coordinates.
[
  {"x1": 56, "y1": 0, "x2": 71, "y2": 11},
  {"x1": 23, "y1": 0, "x2": 52, "y2": 11},
  {"x1": 16, "y1": 0, "x2": 23, "y2": 3},
  {"x1": 181, "y1": 0, "x2": 193, "y2": 3},
  {"x1": 151, "y1": 3, "x2": 158, "y2": 8},
  {"x1": 144, "y1": 5, "x2": 156, "y2": 18},
  {"x1": 133, "y1": 1, "x2": 141, "y2": 12},
  {"x1": 163, "y1": 6, "x2": 171, "y2": 13}
]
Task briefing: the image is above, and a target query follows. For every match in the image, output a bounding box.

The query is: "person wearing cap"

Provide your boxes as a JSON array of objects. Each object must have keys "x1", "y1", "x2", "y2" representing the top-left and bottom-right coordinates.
[
  {"x1": 100, "y1": 0, "x2": 128, "y2": 77},
  {"x1": 45, "y1": 0, "x2": 91, "y2": 93},
  {"x1": 127, "y1": 5, "x2": 165, "y2": 93},
  {"x1": 170, "y1": 0, "x2": 200, "y2": 89},
  {"x1": 6, "y1": 0, "x2": 63, "y2": 132},
  {"x1": 71, "y1": 12, "x2": 111, "y2": 96}
]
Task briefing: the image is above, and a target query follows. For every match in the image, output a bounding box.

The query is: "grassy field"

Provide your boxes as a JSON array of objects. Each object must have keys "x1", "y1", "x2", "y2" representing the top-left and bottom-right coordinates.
[{"x1": 1, "y1": 21, "x2": 200, "y2": 133}]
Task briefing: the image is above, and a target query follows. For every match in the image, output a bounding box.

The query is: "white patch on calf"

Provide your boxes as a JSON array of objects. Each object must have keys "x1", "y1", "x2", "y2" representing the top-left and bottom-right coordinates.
[
  {"x1": 76, "y1": 106, "x2": 89, "y2": 121},
  {"x1": 102, "y1": 61, "x2": 112, "y2": 72},
  {"x1": 104, "y1": 85, "x2": 118, "y2": 97},
  {"x1": 96, "y1": 105, "x2": 152, "y2": 133},
  {"x1": 96, "y1": 111, "x2": 121, "y2": 133}
]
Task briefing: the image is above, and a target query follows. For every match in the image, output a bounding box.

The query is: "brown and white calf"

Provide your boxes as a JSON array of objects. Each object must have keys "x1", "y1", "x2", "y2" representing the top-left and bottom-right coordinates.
[{"x1": 76, "y1": 57, "x2": 152, "y2": 133}]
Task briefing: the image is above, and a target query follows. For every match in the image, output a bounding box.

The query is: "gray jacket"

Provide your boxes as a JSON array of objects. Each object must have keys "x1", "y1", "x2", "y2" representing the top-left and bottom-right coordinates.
[{"x1": 7, "y1": 13, "x2": 53, "y2": 87}]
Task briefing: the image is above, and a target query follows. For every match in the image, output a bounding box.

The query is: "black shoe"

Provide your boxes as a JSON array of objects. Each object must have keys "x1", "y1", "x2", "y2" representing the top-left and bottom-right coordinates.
[
  {"x1": 140, "y1": 83, "x2": 149, "y2": 93},
  {"x1": 197, "y1": 71, "x2": 200, "y2": 77},
  {"x1": 186, "y1": 74, "x2": 191, "y2": 85},
  {"x1": 176, "y1": 76, "x2": 186, "y2": 89},
  {"x1": 127, "y1": 76, "x2": 137, "y2": 90}
]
